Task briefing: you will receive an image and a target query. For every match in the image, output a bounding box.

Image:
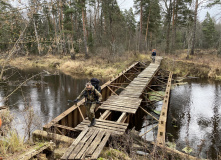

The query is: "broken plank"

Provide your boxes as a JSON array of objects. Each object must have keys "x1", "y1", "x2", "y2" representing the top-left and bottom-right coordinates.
[
  {"x1": 91, "y1": 133, "x2": 111, "y2": 159},
  {"x1": 75, "y1": 129, "x2": 100, "y2": 159},
  {"x1": 61, "y1": 127, "x2": 89, "y2": 159},
  {"x1": 85, "y1": 130, "x2": 106, "y2": 156},
  {"x1": 69, "y1": 129, "x2": 95, "y2": 159}
]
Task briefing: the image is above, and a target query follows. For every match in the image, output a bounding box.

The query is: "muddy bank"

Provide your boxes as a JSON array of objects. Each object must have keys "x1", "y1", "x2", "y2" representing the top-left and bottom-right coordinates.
[{"x1": 161, "y1": 58, "x2": 221, "y2": 79}]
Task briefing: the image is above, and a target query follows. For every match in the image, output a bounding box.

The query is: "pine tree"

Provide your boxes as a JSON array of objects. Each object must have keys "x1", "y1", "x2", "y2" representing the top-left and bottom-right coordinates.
[
  {"x1": 134, "y1": 0, "x2": 161, "y2": 51},
  {"x1": 202, "y1": 12, "x2": 216, "y2": 49}
]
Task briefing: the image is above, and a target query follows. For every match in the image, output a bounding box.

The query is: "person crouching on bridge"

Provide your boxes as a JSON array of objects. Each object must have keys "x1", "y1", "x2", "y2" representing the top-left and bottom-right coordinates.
[{"x1": 74, "y1": 82, "x2": 102, "y2": 127}]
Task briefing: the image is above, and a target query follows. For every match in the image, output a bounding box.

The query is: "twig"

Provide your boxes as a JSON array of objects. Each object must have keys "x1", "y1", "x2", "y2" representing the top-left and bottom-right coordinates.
[{"x1": 1, "y1": 72, "x2": 42, "y2": 102}]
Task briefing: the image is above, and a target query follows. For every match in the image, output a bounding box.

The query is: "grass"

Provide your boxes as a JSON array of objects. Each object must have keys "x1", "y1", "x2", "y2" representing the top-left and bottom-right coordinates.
[
  {"x1": 99, "y1": 148, "x2": 131, "y2": 160},
  {"x1": 163, "y1": 49, "x2": 221, "y2": 78},
  {"x1": 0, "y1": 130, "x2": 24, "y2": 156},
  {"x1": 0, "y1": 52, "x2": 151, "y2": 79}
]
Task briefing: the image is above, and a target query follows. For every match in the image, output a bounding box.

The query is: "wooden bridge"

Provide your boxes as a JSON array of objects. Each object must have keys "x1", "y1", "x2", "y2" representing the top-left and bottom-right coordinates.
[{"x1": 38, "y1": 56, "x2": 175, "y2": 160}]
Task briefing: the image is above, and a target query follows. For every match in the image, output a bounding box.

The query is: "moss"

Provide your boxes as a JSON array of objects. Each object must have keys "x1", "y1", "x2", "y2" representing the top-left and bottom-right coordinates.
[
  {"x1": 99, "y1": 148, "x2": 131, "y2": 160},
  {"x1": 148, "y1": 91, "x2": 165, "y2": 101},
  {"x1": 34, "y1": 142, "x2": 45, "y2": 150}
]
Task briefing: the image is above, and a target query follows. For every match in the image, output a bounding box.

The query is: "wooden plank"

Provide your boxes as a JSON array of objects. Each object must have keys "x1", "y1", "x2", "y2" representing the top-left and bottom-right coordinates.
[
  {"x1": 102, "y1": 100, "x2": 141, "y2": 105},
  {"x1": 74, "y1": 126, "x2": 124, "y2": 135},
  {"x1": 76, "y1": 129, "x2": 100, "y2": 159},
  {"x1": 69, "y1": 129, "x2": 95, "y2": 159},
  {"x1": 79, "y1": 120, "x2": 128, "y2": 129},
  {"x1": 77, "y1": 123, "x2": 126, "y2": 133},
  {"x1": 97, "y1": 119, "x2": 128, "y2": 126},
  {"x1": 85, "y1": 130, "x2": 106, "y2": 156},
  {"x1": 99, "y1": 106, "x2": 136, "y2": 113},
  {"x1": 91, "y1": 133, "x2": 111, "y2": 159},
  {"x1": 61, "y1": 127, "x2": 89, "y2": 159},
  {"x1": 117, "y1": 112, "x2": 127, "y2": 123},
  {"x1": 99, "y1": 110, "x2": 111, "y2": 120},
  {"x1": 53, "y1": 124, "x2": 81, "y2": 132},
  {"x1": 102, "y1": 101, "x2": 141, "y2": 106},
  {"x1": 101, "y1": 104, "x2": 139, "y2": 109}
]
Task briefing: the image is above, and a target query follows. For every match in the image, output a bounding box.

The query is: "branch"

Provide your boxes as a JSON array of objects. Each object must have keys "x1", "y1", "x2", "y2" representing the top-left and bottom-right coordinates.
[{"x1": 1, "y1": 72, "x2": 43, "y2": 102}]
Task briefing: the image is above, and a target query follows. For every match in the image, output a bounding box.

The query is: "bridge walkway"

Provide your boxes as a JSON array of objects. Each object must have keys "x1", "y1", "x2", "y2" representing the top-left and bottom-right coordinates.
[{"x1": 61, "y1": 57, "x2": 163, "y2": 160}]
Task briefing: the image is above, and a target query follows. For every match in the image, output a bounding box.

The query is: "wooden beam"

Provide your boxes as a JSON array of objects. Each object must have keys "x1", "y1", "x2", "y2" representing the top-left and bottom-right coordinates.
[
  {"x1": 139, "y1": 106, "x2": 159, "y2": 122},
  {"x1": 77, "y1": 105, "x2": 85, "y2": 120},
  {"x1": 122, "y1": 73, "x2": 132, "y2": 82},
  {"x1": 157, "y1": 72, "x2": 173, "y2": 145},
  {"x1": 140, "y1": 124, "x2": 158, "y2": 137},
  {"x1": 117, "y1": 112, "x2": 127, "y2": 123},
  {"x1": 99, "y1": 110, "x2": 111, "y2": 120},
  {"x1": 107, "y1": 86, "x2": 118, "y2": 96}
]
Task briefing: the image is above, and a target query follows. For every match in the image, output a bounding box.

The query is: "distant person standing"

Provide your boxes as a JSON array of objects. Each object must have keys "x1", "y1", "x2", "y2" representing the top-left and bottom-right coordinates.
[{"x1": 151, "y1": 49, "x2": 156, "y2": 63}]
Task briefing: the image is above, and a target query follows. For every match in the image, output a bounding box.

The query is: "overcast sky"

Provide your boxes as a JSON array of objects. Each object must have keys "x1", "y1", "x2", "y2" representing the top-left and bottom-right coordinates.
[
  {"x1": 117, "y1": 0, "x2": 221, "y2": 23},
  {"x1": 11, "y1": 0, "x2": 221, "y2": 23}
]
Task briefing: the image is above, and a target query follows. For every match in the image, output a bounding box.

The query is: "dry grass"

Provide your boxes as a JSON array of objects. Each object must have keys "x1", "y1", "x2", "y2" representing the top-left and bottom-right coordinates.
[
  {"x1": 0, "y1": 108, "x2": 13, "y2": 135},
  {"x1": 0, "y1": 109, "x2": 24, "y2": 157},
  {"x1": 164, "y1": 49, "x2": 221, "y2": 79},
  {"x1": 0, "y1": 52, "x2": 151, "y2": 78},
  {"x1": 0, "y1": 130, "x2": 24, "y2": 156}
]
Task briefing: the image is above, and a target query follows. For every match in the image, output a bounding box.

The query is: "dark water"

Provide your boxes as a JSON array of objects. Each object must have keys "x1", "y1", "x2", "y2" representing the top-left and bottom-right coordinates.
[
  {"x1": 167, "y1": 78, "x2": 221, "y2": 159},
  {"x1": 0, "y1": 68, "x2": 101, "y2": 138}
]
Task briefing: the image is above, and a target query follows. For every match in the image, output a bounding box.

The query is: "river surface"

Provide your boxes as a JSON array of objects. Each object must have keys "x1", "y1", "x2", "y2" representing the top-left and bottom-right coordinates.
[
  {"x1": 167, "y1": 78, "x2": 221, "y2": 159},
  {"x1": 1, "y1": 69, "x2": 220, "y2": 159},
  {"x1": 0, "y1": 68, "x2": 103, "y2": 139}
]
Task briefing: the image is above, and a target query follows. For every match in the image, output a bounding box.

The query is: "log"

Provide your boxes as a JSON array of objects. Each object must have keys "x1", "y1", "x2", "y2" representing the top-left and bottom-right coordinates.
[{"x1": 32, "y1": 130, "x2": 75, "y2": 146}]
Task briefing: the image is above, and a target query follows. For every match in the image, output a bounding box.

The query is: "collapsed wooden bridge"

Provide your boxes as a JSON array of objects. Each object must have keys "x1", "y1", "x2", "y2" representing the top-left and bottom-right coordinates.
[{"x1": 38, "y1": 57, "x2": 174, "y2": 159}]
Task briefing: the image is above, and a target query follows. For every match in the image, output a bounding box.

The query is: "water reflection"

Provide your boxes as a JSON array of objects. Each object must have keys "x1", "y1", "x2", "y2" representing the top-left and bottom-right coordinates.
[
  {"x1": 167, "y1": 78, "x2": 221, "y2": 159},
  {"x1": 0, "y1": 69, "x2": 100, "y2": 138}
]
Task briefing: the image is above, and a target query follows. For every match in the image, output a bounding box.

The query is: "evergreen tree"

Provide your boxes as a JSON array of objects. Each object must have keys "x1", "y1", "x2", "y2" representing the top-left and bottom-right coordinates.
[
  {"x1": 202, "y1": 12, "x2": 216, "y2": 49},
  {"x1": 134, "y1": 0, "x2": 161, "y2": 51}
]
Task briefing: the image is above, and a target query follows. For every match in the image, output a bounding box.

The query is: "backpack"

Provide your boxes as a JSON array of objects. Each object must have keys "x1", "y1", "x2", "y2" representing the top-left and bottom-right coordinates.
[{"x1": 90, "y1": 78, "x2": 101, "y2": 93}]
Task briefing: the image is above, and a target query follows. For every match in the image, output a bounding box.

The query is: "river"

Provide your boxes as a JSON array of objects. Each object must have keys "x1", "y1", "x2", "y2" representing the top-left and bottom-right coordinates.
[
  {"x1": 167, "y1": 78, "x2": 221, "y2": 159},
  {"x1": 0, "y1": 68, "x2": 100, "y2": 139},
  {"x1": 1, "y1": 68, "x2": 220, "y2": 159}
]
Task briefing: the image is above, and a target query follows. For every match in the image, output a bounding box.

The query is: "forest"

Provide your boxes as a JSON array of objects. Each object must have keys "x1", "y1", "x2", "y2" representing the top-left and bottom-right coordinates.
[{"x1": 0, "y1": 0, "x2": 220, "y2": 60}]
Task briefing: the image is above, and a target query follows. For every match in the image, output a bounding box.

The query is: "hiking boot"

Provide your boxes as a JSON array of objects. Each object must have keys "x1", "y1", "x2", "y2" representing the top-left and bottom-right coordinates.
[{"x1": 88, "y1": 118, "x2": 96, "y2": 127}]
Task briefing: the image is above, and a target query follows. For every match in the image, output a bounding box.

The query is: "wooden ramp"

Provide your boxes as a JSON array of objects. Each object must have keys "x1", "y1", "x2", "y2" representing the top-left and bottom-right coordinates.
[
  {"x1": 62, "y1": 57, "x2": 163, "y2": 160},
  {"x1": 61, "y1": 128, "x2": 110, "y2": 160}
]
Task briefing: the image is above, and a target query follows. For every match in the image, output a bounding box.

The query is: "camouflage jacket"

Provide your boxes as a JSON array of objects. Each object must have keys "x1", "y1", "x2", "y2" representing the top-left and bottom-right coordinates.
[{"x1": 77, "y1": 86, "x2": 102, "y2": 102}]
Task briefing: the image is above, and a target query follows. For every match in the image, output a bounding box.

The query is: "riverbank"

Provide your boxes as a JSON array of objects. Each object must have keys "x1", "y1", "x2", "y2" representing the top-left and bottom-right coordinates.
[
  {"x1": 162, "y1": 49, "x2": 221, "y2": 80},
  {"x1": 1, "y1": 50, "x2": 221, "y2": 80},
  {"x1": 1, "y1": 52, "x2": 150, "y2": 79}
]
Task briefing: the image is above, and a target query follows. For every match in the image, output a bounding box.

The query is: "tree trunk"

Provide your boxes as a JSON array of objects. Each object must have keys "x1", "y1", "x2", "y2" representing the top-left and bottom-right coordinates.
[
  {"x1": 82, "y1": 1, "x2": 89, "y2": 59},
  {"x1": 145, "y1": 8, "x2": 151, "y2": 53},
  {"x1": 171, "y1": 0, "x2": 176, "y2": 53},
  {"x1": 165, "y1": 0, "x2": 172, "y2": 54},
  {"x1": 33, "y1": 19, "x2": 41, "y2": 55},
  {"x1": 190, "y1": 0, "x2": 198, "y2": 55},
  {"x1": 51, "y1": 0, "x2": 58, "y2": 55},
  {"x1": 139, "y1": 0, "x2": 143, "y2": 52}
]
